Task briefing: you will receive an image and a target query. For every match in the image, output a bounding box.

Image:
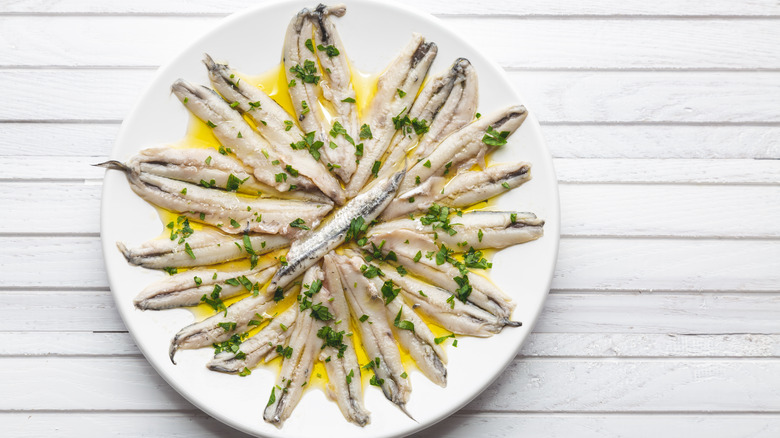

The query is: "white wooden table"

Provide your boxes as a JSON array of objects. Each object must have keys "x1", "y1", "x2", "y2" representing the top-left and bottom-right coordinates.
[{"x1": 2, "y1": 0, "x2": 779, "y2": 436}]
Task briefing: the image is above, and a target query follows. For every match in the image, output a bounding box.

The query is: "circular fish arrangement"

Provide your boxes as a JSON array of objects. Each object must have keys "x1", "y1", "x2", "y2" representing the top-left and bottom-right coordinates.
[{"x1": 103, "y1": 3, "x2": 545, "y2": 430}]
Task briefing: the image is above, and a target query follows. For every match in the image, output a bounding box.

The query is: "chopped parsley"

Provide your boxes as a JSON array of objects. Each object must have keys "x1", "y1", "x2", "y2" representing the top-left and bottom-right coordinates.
[
  {"x1": 218, "y1": 321, "x2": 237, "y2": 332},
  {"x1": 371, "y1": 160, "x2": 381, "y2": 178},
  {"x1": 345, "y1": 216, "x2": 368, "y2": 245},
  {"x1": 360, "y1": 264, "x2": 384, "y2": 279},
  {"x1": 317, "y1": 44, "x2": 340, "y2": 57},
  {"x1": 381, "y1": 280, "x2": 400, "y2": 304},
  {"x1": 359, "y1": 124, "x2": 373, "y2": 140},
  {"x1": 482, "y1": 125, "x2": 510, "y2": 146},
  {"x1": 305, "y1": 38, "x2": 315, "y2": 52},
  {"x1": 289, "y1": 218, "x2": 309, "y2": 230},
  {"x1": 341, "y1": 97, "x2": 356, "y2": 103},
  {"x1": 394, "y1": 307, "x2": 414, "y2": 332},
  {"x1": 397, "y1": 88, "x2": 406, "y2": 98},
  {"x1": 434, "y1": 333, "x2": 455, "y2": 345},
  {"x1": 317, "y1": 326, "x2": 347, "y2": 358},
  {"x1": 289, "y1": 60, "x2": 320, "y2": 84},
  {"x1": 284, "y1": 120, "x2": 293, "y2": 131}
]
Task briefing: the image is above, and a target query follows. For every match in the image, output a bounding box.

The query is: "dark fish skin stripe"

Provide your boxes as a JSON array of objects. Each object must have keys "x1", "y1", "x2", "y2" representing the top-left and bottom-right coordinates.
[
  {"x1": 490, "y1": 108, "x2": 528, "y2": 129},
  {"x1": 410, "y1": 41, "x2": 436, "y2": 67}
]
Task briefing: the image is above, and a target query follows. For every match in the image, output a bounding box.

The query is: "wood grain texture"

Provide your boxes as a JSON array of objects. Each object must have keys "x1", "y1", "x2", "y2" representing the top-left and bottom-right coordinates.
[
  {"x1": 1, "y1": 17, "x2": 779, "y2": 68},
  {"x1": 3, "y1": 122, "x2": 779, "y2": 159},
  {"x1": 4, "y1": 412, "x2": 780, "y2": 438},
  {"x1": 3, "y1": 356, "x2": 780, "y2": 412},
  {"x1": 4, "y1": 0, "x2": 780, "y2": 16},
  {"x1": 6, "y1": 331, "x2": 780, "y2": 358},
  {"x1": 3, "y1": 291, "x2": 779, "y2": 335},
  {"x1": 3, "y1": 70, "x2": 780, "y2": 122},
  {"x1": 3, "y1": 157, "x2": 780, "y2": 184},
  {"x1": 1, "y1": 237, "x2": 777, "y2": 291},
  {"x1": 3, "y1": 182, "x2": 779, "y2": 237}
]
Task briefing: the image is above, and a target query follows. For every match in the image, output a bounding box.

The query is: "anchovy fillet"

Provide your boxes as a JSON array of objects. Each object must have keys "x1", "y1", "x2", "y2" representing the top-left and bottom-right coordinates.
[
  {"x1": 309, "y1": 4, "x2": 359, "y2": 181},
  {"x1": 98, "y1": 160, "x2": 332, "y2": 237},
  {"x1": 382, "y1": 162, "x2": 531, "y2": 220},
  {"x1": 169, "y1": 283, "x2": 288, "y2": 363},
  {"x1": 378, "y1": 58, "x2": 478, "y2": 179},
  {"x1": 379, "y1": 264, "x2": 509, "y2": 336},
  {"x1": 203, "y1": 55, "x2": 346, "y2": 204},
  {"x1": 398, "y1": 105, "x2": 527, "y2": 194},
  {"x1": 345, "y1": 34, "x2": 437, "y2": 198},
  {"x1": 370, "y1": 210, "x2": 543, "y2": 250},
  {"x1": 283, "y1": 8, "x2": 355, "y2": 182},
  {"x1": 334, "y1": 253, "x2": 412, "y2": 416},
  {"x1": 321, "y1": 253, "x2": 370, "y2": 426},
  {"x1": 364, "y1": 275, "x2": 447, "y2": 387},
  {"x1": 268, "y1": 169, "x2": 405, "y2": 292},
  {"x1": 366, "y1": 230, "x2": 518, "y2": 321},
  {"x1": 171, "y1": 79, "x2": 317, "y2": 193},
  {"x1": 118, "y1": 227, "x2": 289, "y2": 269},
  {"x1": 134, "y1": 261, "x2": 276, "y2": 310},
  {"x1": 208, "y1": 304, "x2": 298, "y2": 373},
  {"x1": 264, "y1": 266, "x2": 326, "y2": 427}
]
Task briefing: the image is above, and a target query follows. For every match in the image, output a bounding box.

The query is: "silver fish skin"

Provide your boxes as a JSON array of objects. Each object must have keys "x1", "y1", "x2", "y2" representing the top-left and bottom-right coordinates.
[
  {"x1": 283, "y1": 9, "x2": 354, "y2": 182},
  {"x1": 309, "y1": 4, "x2": 359, "y2": 181},
  {"x1": 168, "y1": 283, "x2": 287, "y2": 364},
  {"x1": 382, "y1": 162, "x2": 531, "y2": 220},
  {"x1": 98, "y1": 160, "x2": 333, "y2": 237},
  {"x1": 171, "y1": 79, "x2": 316, "y2": 193},
  {"x1": 118, "y1": 227, "x2": 289, "y2": 269},
  {"x1": 366, "y1": 229, "x2": 518, "y2": 321},
  {"x1": 398, "y1": 105, "x2": 527, "y2": 194},
  {"x1": 379, "y1": 264, "x2": 508, "y2": 336},
  {"x1": 264, "y1": 266, "x2": 326, "y2": 427},
  {"x1": 321, "y1": 253, "x2": 370, "y2": 426},
  {"x1": 364, "y1": 275, "x2": 447, "y2": 387},
  {"x1": 345, "y1": 34, "x2": 437, "y2": 198},
  {"x1": 370, "y1": 210, "x2": 543, "y2": 250},
  {"x1": 208, "y1": 305, "x2": 298, "y2": 374},
  {"x1": 133, "y1": 260, "x2": 276, "y2": 311},
  {"x1": 378, "y1": 58, "x2": 478, "y2": 180},
  {"x1": 334, "y1": 253, "x2": 412, "y2": 415},
  {"x1": 203, "y1": 55, "x2": 346, "y2": 205},
  {"x1": 267, "y1": 169, "x2": 405, "y2": 292}
]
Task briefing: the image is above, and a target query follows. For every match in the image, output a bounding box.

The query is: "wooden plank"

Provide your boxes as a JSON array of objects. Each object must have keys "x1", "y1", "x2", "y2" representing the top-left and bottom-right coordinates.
[
  {"x1": 6, "y1": 331, "x2": 780, "y2": 358},
  {"x1": 6, "y1": 156, "x2": 780, "y2": 185},
  {"x1": 4, "y1": 0, "x2": 780, "y2": 16},
  {"x1": 4, "y1": 290, "x2": 780, "y2": 335},
  {"x1": 4, "y1": 157, "x2": 780, "y2": 185},
  {"x1": 1, "y1": 237, "x2": 777, "y2": 290},
  {"x1": 3, "y1": 122, "x2": 779, "y2": 160},
  {"x1": 3, "y1": 70, "x2": 779, "y2": 123},
  {"x1": 554, "y1": 159, "x2": 780, "y2": 184},
  {"x1": 1, "y1": 17, "x2": 779, "y2": 68},
  {"x1": 3, "y1": 182, "x2": 778, "y2": 237},
  {"x1": 3, "y1": 412, "x2": 780, "y2": 438},
  {"x1": 3, "y1": 356, "x2": 780, "y2": 411}
]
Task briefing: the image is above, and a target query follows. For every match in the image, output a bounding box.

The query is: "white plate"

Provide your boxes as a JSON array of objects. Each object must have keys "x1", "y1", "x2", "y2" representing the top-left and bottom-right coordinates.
[{"x1": 100, "y1": 0, "x2": 560, "y2": 436}]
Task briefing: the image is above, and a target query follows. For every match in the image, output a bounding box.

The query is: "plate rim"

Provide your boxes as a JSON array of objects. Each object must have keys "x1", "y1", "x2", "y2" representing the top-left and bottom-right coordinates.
[{"x1": 100, "y1": 0, "x2": 561, "y2": 436}]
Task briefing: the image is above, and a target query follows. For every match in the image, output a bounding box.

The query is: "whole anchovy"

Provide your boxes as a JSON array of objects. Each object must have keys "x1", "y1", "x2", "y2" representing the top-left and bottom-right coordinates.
[
  {"x1": 379, "y1": 263, "x2": 512, "y2": 336},
  {"x1": 366, "y1": 230, "x2": 518, "y2": 322},
  {"x1": 345, "y1": 34, "x2": 437, "y2": 198},
  {"x1": 398, "y1": 105, "x2": 527, "y2": 194},
  {"x1": 171, "y1": 79, "x2": 317, "y2": 193},
  {"x1": 118, "y1": 227, "x2": 289, "y2": 269},
  {"x1": 203, "y1": 55, "x2": 346, "y2": 204},
  {"x1": 378, "y1": 58, "x2": 478, "y2": 180},
  {"x1": 208, "y1": 304, "x2": 298, "y2": 374},
  {"x1": 321, "y1": 253, "x2": 370, "y2": 426},
  {"x1": 267, "y1": 169, "x2": 405, "y2": 292},
  {"x1": 370, "y1": 210, "x2": 544, "y2": 250},
  {"x1": 283, "y1": 8, "x2": 355, "y2": 182},
  {"x1": 264, "y1": 266, "x2": 326, "y2": 427},
  {"x1": 309, "y1": 4, "x2": 359, "y2": 182},
  {"x1": 168, "y1": 283, "x2": 293, "y2": 363},
  {"x1": 364, "y1": 274, "x2": 447, "y2": 387},
  {"x1": 382, "y1": 162, "x2": 531, "y2": 220},
  {"x1": 128, "y1": 147, "x2": 280, "y2": 198},
  {"x1": 97, "y1": 161, "x2": 333, "y2": 238},
  {"x1": 333, "y1": 253, "x2": 412, "y2": 417},
  {"x1": 134, "y1": 260, "x2": 277, "y2": 310}
]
